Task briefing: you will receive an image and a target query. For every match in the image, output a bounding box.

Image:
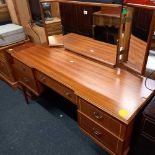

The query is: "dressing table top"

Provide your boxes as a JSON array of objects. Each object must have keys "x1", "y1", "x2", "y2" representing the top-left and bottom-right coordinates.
[{"x1": 11, "y1": 44, "x2": 155, "y2": 124}]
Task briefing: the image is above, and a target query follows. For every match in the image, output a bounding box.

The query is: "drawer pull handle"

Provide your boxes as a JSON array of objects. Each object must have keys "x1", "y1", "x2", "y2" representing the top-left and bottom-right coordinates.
[
  {"x1": 93, "y1": 112, "x2": 103, "y2": 120},
  {"x1": 21, "y1": 67, "x2": 26, "y2": 72},
  {"x1": 40, "y1": 77, "x2": 46, "y2": 82},
  {"x1": 64, "y1": 91, "x2": 72, "y2": 98},
  {"x1": 93, "y1": 128, "x2": 102, "y2": 136},
  {"x1": 0, "y1": 61, "x2": 4, "y2": 66},
  {"x1": 23, "y1": 77, "x2": 29, "y2": 82}
]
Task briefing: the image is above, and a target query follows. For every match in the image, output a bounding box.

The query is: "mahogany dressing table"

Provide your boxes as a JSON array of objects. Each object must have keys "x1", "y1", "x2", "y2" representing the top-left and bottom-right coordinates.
[
  {"x1": 0, "y1": 1, "x2": 155, "y2": 155},
  {"x1": 8, "y1": 43, "x2": 155, "y2": 155}
]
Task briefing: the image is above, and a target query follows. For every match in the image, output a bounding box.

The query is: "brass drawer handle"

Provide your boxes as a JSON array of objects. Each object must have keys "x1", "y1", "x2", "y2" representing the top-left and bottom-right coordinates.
[
  {"x1": 0, "y1": 61, "x2": 4, "y2": 66},
  {"x1": 64, "y1": 91, "x2": 72, "y2": 98},
  {"x1": 93, "y1": 112, "x2": 103, "y2": 120},
  {"x1": 23, "y1": 77, "x2": 29, "y2": 82},
  {"x1": 93, "y1": 127, "x2": 102, "y2": 136},
  {"x1": 20, "y1": 67, "x2": 26, "y2": 72},
  {"x1": 40, "y1": 76, "x2": 46, "y2": 82}
]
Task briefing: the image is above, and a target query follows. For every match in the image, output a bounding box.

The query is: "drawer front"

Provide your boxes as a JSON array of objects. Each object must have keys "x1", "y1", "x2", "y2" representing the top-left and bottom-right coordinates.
[
  {"x1": 0, "y1": 59, "x2": 10, "y2": 77},
  {"x1": 18, "y1": 74, "x2": 38, "y2": 92},
  {"x1": 78, "y1": 98, "x2": 121, "y2": 137},
  {"x1": 79, "y1": 112, "x2": 119, "y2": 153},
  {"x1": 93, "y1": 15, "x2": 120, "y2": 27},
  {"x1": 14, "y1": 59, "x2": 34, "y2": 78},
  {"x1": 35, "y1": 71, "x2": 76, "y2": 104},
  {"x1": 0, "y1": 51, "x2": 7, "y2": 62},
  {"x1": 142, "y1": 118, "x2": 155, "y2": 141},
  {"x1": 14, "y1": 59, "x2": 39, "y2": 93},
  {"x1": 46, "y1": 22, "x2": 62, "y2": 35}
]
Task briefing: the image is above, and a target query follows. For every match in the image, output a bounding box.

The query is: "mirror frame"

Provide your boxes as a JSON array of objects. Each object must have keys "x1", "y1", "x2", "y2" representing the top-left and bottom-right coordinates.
[
  {"x1": 40, "y1": 0, "x2": 124, "y2": 67},
  {"x1": 120, "y1": 3, "x2": 155, "y2": 75}
]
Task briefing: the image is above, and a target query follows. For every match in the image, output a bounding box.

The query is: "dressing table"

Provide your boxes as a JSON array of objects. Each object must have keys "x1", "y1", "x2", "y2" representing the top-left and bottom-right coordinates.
[
  {"x1": 8, "y1": 41, "x2": 154, "y2": 155},
  {"x1": 1, "y1": 1, "x2": 155, "y2": 155}
]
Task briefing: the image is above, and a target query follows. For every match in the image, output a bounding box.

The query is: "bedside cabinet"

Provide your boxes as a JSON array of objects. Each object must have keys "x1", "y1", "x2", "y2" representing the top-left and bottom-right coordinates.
[
  {"x1": 130, "y1": 96, "x2": 155, "y2": 155},
  {"x1": 45, "y1": 17, "x2": 62, "y2": 36},
  {"x1": 142, "y1": 96, "x2": 155, "y2": 143}
]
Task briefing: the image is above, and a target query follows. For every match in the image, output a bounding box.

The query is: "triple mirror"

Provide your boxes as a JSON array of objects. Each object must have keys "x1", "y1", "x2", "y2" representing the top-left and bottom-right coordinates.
[{"x1": 40, "y1": 1, "x2": 155, "y2": 76}]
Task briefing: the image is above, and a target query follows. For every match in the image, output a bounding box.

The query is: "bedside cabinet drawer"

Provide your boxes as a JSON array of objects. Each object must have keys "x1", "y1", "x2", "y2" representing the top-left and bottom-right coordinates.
[
  {"x1": 46, "y1": 22, "x2": 62, "y2": 36},
  {"x1": 78, "y1": 98, "x2": 122, "y2": 138},
  {"x1": 78, "y1": 112, "x2": 120, "y2": 153},
  {"x1": 0, "y1": 51, "x2": 6, "y2": 61},
  {"x1": 18, "y1": 75, "x2": 38, "y2": 93},
  {"x1": 14, "y1": 59, "x2": 34, "y2": 78},
  {"x1": 142, "y1": 118, "x2": 155, "y2": 141},
  {"x1": 0, "y1": 59, "x2": 10, "y2": 77},
  {"x1": 35, "y1": 71, "x2": 77, "y2": 104}
]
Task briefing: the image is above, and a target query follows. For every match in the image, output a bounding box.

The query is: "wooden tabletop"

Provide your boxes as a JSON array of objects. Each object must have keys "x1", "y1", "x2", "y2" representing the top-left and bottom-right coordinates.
[
  {"x1": 11, "y1": 44, "x2": 155, "y2": 124},
  {"x1": 0, "y1": 39, "x2": 30, "y2": 51},
  {"x1": 64, "y1": 33, "x2": 118, "y2": 67}
]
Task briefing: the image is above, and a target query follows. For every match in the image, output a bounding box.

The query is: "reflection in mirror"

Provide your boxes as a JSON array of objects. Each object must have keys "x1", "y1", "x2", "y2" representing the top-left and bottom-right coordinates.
[
  {"x1": 61, "y1": 1, "x2": 122, "y2": 67},
  {"x1": 40, "y1": 1, "x2": 63, "y2": 46},
  {"x1": 145, "y1": 31, "x2": 155, "y2": 79},
  {"x1": 40, "y1": 0, "x2": 123, "y2": 67},
  {"x1": 122, "y1": 6, "x2": 155, "y2": 75}
]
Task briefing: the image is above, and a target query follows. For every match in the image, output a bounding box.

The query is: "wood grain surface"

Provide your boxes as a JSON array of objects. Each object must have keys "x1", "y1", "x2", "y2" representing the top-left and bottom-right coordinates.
[
  {"x1": 123, "y1": 35, "x2": 147, "y2": 74},
  {"x1": 10, "y1": 44, "x2": 155, "y2": 124},
  {"x1": 64, "y1": 33, "x2": 117, "y2": 67}
]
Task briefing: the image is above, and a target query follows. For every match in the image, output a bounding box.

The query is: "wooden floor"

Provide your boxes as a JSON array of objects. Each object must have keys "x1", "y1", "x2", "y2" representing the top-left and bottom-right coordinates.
[{"x1": 63, "y1": 33, "x2": 118, "y2": 67}]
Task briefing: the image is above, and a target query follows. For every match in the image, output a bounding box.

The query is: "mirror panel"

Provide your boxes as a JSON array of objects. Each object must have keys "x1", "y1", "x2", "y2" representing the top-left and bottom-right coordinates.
[
  {"x1": 40, "y1": 1, "x2": 63, "y2": 46},
  {"x1": 122, "y1": 6, "x2": 155, "y2": 75},
  {"x1": 40, "y1": 0, "x2": 123, "y2": 67}
]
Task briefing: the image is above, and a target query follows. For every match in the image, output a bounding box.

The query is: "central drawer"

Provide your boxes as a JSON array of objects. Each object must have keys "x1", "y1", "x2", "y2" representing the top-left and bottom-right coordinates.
[{"x1": 35, "y1": 71, "x2": 77, "y2": 104}]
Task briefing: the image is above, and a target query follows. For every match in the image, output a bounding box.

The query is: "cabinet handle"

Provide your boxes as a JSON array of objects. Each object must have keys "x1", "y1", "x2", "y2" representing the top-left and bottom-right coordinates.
[
  {"x1": 23, "y1": 77, "x2": 29, "y2": 82},
  {"x1": 20, "y1": 67, "x2": 26, "y2": 72},
  {"x1": 93, "y1": 127, "x2": 102, "y2": 136},
  {"x1": 40, "y1": 76, "x2": 46, "y2": 82},
  {"x1": 0, "y1": 61, "x2": 4, "y2": 66},
  {"x1": 64, "y1": 91, "x2": 72, "y2": 98},
  {"x1": 93, "y1": 112, "x2": 103, "y2": 120}
]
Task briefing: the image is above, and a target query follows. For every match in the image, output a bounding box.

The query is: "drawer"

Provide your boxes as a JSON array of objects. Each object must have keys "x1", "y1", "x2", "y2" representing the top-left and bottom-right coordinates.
[
  {"x1": 46, "y1": 24, "x2": 62, "y2": 32},
  {"x1": 35, "y1": 71, "x2": 76, "y2": 104},
  {"x1": 0, "y1": 59, "x2": 10, "y2": 77},
  {"x1": 14, "y1": 59, "x2": 39, "y2": 94},
  {"x1": 0, "y1": 51, "x2": 7, "y2": 61},
  {"x1": 46, "y1": 22, "x2": 61, "y2": 30},
  {"x1": 93, "y1": 14, "x2": 120, "y2": 27},
  {"x1": 78, "y1": 112, "x2": 120, "y2": 153},
  {"x1": 18, "y1": 74, "x2": 38, "y2": 92},
  {"x1": 78, "y1": 98, "x2": 121, "y2": 137},
  {"x1": 142, "y1": 118, "x2": 155, "y2": 141},
  {"x1": 46, "y1": 22, "x2": 62, "y2": 35},
  {"x1": 14, "y1": 59, "x2": 34, "y2": 78}
]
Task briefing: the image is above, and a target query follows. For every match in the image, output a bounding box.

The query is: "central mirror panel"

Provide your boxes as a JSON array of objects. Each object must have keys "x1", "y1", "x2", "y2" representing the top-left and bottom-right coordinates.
[{"x1": 40, "y1": 0, "x2": 123, "y2": 67}]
